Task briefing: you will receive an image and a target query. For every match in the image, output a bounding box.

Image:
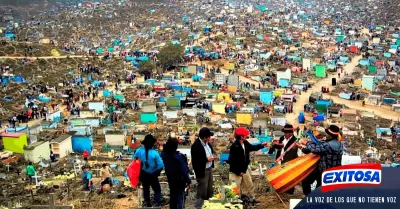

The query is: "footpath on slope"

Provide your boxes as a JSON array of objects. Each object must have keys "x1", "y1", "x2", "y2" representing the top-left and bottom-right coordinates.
[{"x1": 286, "y1": 55, "x2": 361, "y2": 125}]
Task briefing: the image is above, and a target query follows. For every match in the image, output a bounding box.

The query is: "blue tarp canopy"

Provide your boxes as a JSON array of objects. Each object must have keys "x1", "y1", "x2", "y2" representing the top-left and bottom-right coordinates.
[
  {"x1": 138, "y1": 56, "x2": 149, "y2": 62},
  {"x1": 376, "y1": 128, "x2": 391, "y2": 134},
  {"x1": 92, "y1": 81, "x2": 103, "y2": 86},
  {"x1": 316, "y1": 99, "x2": 331, "y2": 106},
  {"x1": 184, "y1": 87, "x2": 193, "y2": 93},
  {"x1": 260, "y1": 52, "x2": 271, "y2": 59},
  {"x1": 256, "y1": 5, "x2": 267, "y2": 12},
  {"x1": 4, "y1": 32, "x2": 15, "y2": 39},
  {"x1": 279, "y1": 79, "x2": 289, "y2": 87},
  {"x1": 171, "y1": 85, "x2": 183, "y2": 90},
  {"x1": 38, "y1": 95, "x2": 51, "y2": 103},
  {"x1": 359, "y1": 59, "x2": 369, "y2": 66},
  {"x1": 368, "y1": 56, "x2": 377, "y2": 62},
  {"x1": 326, "y1": 60, "x2": 336, "y2": 69},
  {"x1": 131, "y1": 61, "x2": 139, "y2": 67},
  {"x1": 383, "y1": 98, "x2": 396, "y2": 104},
  {"x1": 192, "y1": 75, "x2": 201, "y2": 81},
  {"x1": 171, "y1": 40, "x2": 181, "y2": 45},
  {"x1": 339, "y1": 56, "x2": 349, "y2": 63},
  {"x1": 97, "y1": 48, "x2": 104, "y2": 54},
  {"x1": 339, "y1": 92, "x2": 352, "y2": 100},
  {"x1": 313, "y1": 113, "x2": 325, "y2": 121},
  {"x1": 12, "y1": 75, "x2": 25, "y2": 82},
  {"x1": 103, "y1": 89, "x2": 112, "y2": 97}
]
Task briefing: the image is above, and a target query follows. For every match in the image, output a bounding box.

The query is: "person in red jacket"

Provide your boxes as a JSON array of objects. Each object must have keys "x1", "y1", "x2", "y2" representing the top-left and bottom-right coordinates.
[{"x1": 83, "y1": 149, "x2": 89, "y2": 162}]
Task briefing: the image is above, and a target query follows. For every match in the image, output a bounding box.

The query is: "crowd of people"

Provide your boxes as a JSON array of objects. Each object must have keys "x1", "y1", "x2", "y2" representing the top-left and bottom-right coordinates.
[{"x1": 76, "y1": 122, "x2": 344, "y2": 208}]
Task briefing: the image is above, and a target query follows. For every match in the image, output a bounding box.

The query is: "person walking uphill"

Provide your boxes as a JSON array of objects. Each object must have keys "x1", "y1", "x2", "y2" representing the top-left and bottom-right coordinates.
[
  {"x1": 26, "y1": 162, "x2": 36, "y2": 185},
  {"x1": 133, "y1": 134, "x2": 164, "y2": 207},
  {"x1": 83, "y1": 149, "x2": 89, "y2": 162},
  {"x1": 268, "y1": 124, "x2": 299, "y2": 194},
  {"x1": 161, "y1": 138, "x2": 191, "y2": 209},
  {"x1": 228, "y1": 127, "x2": 270, "y2": 203},
  {"x1": 191, "y1": 127, "x2": 216, "y2": 209},
  {"x1": 298, "y1": 125, "x2": 343, "y2": 195}
]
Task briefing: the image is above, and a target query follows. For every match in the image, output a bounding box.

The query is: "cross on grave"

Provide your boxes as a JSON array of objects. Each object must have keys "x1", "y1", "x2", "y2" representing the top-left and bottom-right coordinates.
[
  {"x1": 5, "y1": 164, "x2": 11, "y2": 172},
  {"x1": 92, "y1": 167, "x2": 101, "y2": 177},
  {"x1": 73, "y1": 163, "x2": 83, "y2": 176},
  {"x1": 30, "y1": 193, "x2": 73, "y2": 209},
  {"x1": 32, "y1": 172, "x2": 41, "y2": 186}
]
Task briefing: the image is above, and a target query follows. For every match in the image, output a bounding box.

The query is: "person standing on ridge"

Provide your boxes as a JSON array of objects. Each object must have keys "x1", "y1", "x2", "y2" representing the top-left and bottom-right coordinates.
[
  {"x1": 228, "y1": 127, "x2": 270, "y2": 203},
  {"x1": 191, "y1": 127, "x2": 216, "y2": 209}
]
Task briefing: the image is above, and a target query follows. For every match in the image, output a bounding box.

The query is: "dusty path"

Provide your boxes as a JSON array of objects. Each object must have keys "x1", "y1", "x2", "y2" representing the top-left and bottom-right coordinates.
[
  {"x1": 193, "y1": 34, "x2": 400, "y2": 124},
  {"x1": 191, "y1": 54, "x2": 400, "y2": 125},
  {"x1": 321, "y1": 57, "x2": 400, "y2": 121},
  {"x1": 324, "y1": 96, "x2": 400, "y2": 121},
  {"x1": 285, "y1": 56, "x2": 362, "y2": 125}
]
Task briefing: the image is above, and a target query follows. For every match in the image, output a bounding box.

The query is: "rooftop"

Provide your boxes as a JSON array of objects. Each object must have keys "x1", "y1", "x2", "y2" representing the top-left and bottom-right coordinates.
[
  {"x1": 53, "y1": 134, "x2": 72, "y2": 143},
  {"x1": 24, "y1": 141, "x2": 47, "y2": 150},
  {"x1": 260, "y1": 88, "x2": 274, "y2": 92},
  {"x1": 277, "y1": 68, "x2": 288, "y2": 72},
  {"x1": 106, "y1": 130, "x2": 123, "y2": 135},
  {"x1": 1, "y1": 132, "x2": 25, "y2": 137}
]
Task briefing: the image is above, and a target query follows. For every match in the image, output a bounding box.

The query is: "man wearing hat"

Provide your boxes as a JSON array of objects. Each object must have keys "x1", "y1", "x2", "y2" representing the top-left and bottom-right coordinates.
[
  {"x1": 299, "y1": 125, "x2": 343, "y2": 195},
  {"x1": 191, "y1": 127, "x2": 216, "y2": 209},
  {"x1": 228, "y1": 127, "x2": 270, "y2": 203},
  {"x1": 268, "y1": 124, "x2": 299, "y2": 194}
]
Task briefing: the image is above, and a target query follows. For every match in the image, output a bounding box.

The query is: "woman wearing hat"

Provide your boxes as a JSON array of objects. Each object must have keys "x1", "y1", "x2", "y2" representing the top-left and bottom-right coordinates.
[
  {"x1": 299, "y1": 125, "x2": 343, "y2": 195},
  {"x1": 268, "y1": 124, "x2": 299, "y2": 194},
  {"x1": 133, "y1": 134, "x2": 164, "y2": 207}
]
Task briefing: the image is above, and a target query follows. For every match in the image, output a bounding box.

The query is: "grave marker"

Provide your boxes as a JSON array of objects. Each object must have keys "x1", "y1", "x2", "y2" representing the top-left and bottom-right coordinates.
[
  {"x1": 32, "y1": 172, "x2": 41, "y2": 186},
  {"x1": 5, "y1": 163, "x2": 11, "y2": 172}
]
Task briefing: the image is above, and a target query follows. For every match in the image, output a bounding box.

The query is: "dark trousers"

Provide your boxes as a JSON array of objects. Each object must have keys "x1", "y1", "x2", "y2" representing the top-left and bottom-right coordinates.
[
  {"x1": 140, "y1": 172, "x2": 161, "y2": 206},
  {"x1": 302, "y1": 168, "x2": 322, "y2": 196},
  {"x1": 170, "y1": 189, "x2": 185, "y2": 209},
  {"x1": 101, "y1": 177, "x2": 113, "y2": 187},
  {"x1": 195, "y1": 168, "x2": 213, "y2": 209}
]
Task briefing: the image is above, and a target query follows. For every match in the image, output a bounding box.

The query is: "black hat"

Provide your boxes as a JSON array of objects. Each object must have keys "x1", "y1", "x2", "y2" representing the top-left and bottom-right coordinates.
[
  {"x1": 281, "y1": 124, "x2": 294, "y2": 133},
  {"x1": 325, "y1": 125, "x2": 340, "y2": 138},
  {"x1": 142, "y1": 134, "x2": 157, "y2": 146},
  {"x1": 199, "y1": 127, "x2": 214, "y2": 139}
]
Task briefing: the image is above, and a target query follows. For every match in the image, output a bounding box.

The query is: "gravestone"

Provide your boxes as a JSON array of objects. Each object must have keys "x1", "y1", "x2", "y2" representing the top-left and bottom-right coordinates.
[{"x1": 32, "y1": 172, "x2": 41, "y2": 186}]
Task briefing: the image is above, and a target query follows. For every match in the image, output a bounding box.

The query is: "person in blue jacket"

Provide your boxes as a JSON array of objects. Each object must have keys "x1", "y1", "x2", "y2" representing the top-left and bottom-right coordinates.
[
  {"x1": 161, "y1": 138, "x2": 191, "y2": 209},
  {"x1": 133, "y1": 134, "x2": 164, "y2": 207}
]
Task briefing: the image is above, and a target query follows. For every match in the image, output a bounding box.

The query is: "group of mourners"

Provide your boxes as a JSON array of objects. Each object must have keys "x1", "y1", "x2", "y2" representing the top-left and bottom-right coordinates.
[{"x1": 113, "y1": 122, "x2": 343, "y2": 208}]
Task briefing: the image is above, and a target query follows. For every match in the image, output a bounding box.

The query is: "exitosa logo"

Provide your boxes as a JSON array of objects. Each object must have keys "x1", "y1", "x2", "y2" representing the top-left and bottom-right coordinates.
[{"x1": 321, "y1": 164, "x2": 382, "y2": 192}]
